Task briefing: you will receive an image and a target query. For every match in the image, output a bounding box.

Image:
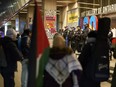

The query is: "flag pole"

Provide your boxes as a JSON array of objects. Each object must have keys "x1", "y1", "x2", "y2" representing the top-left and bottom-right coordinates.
[
  {"x1": 34, "y1": 0, "x2": 37, "y2": 5},
  {"x1": 27, "y1": 0, "x2": 37, "y2": 87}
]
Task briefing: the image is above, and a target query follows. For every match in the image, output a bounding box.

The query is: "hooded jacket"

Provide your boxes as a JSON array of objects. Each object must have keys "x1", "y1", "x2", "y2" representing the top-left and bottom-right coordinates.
[{"x1": 43, "y1": 47, "x2": 82, "y2": 87}]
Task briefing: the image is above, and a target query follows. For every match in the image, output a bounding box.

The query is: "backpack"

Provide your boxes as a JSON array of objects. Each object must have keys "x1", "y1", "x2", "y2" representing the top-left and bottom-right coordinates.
[{"x1": 86, "y1": 18, "x2": 110, "y2": 82}]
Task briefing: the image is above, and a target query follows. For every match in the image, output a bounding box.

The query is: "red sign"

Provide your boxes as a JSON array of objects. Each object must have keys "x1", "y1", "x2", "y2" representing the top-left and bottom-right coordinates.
[{"x1": 46, "y1": 16, "x2": 55, "y2": 21}]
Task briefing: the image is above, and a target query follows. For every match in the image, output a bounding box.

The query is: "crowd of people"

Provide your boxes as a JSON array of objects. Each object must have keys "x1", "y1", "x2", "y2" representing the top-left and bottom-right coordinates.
[
  {"x1": 58, "y1": 25, "x2": 116, "y2": 60},
  {"x1": 58, "y1": 24, "x2": 91, "y2": 53},
  {"x1": 0, "y1": 17, "x2": 116, "y2": 87},
  {"x1": 0, "y1": 26, "x2": 31, "y2": 87}
]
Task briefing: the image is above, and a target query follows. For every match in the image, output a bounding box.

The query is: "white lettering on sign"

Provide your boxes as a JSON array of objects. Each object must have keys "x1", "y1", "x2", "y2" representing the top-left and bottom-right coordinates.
[
  {"x1": 86, "y1": 9, "x2": 98, "y2": 16},
  {"x1": 81, "y1": 4, "x2": 116, "y2": 17},
  {"x1": 98, "y1": 7, "x2": 102, "y2": 14},
  {"x1": 103, "y1": 6, "x2": 108, "y2": 13}
]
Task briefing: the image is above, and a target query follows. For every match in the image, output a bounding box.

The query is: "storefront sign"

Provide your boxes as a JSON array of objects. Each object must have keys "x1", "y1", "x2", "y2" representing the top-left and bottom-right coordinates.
[
  {"x1": 103, "y1": 4, "x2": 116, "y2": 14},
  {"x1": 86, "y1": 9, "x2": 98, "y2": 16},
  {"x1": 81, "y1": 4, "x2": 116, "y2": 17}
]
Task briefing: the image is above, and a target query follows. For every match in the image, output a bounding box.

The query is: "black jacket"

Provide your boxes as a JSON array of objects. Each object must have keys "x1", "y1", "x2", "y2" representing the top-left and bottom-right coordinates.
[
  {"x1": 2, "y1": 36, "x2": 23, "y2": 71},
  {"x1": 78, "y1": 38, "x2": 100, "y2": 87}
]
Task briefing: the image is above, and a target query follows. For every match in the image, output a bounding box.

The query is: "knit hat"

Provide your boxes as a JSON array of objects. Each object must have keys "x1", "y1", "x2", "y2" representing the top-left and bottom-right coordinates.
[{"x1": 6, "y1": 29, "x2": 17, "y2": 40}]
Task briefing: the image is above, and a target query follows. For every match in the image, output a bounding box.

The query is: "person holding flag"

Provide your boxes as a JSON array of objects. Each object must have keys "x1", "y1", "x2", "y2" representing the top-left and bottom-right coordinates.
[
  {"x1": 27, "y1": 0, "x2": 82, "y2": 87},
  {"x1": 27, "y1": 0, "x2": 51, "y2": 87},
  {"x1": 43, "y1": 34, "x2": 82, "y2": 87}
]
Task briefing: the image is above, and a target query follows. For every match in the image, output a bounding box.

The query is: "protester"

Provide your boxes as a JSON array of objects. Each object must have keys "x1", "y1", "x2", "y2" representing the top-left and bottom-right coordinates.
[
  {"x1": 78, "y1": 31, "x2": 101, "y2": 87},
  {"x1": 20, "y1": 29, "x2": 31, "y2": 87},
  {"x1": 1, "y1": 28, "x2": 23, "y2": 87},
  {"x1": 83, "y1": 24, "x2": 91, "y2": 38},
  {"x1": 43, "y1": 34, "x2": 82, "y2": 87}
]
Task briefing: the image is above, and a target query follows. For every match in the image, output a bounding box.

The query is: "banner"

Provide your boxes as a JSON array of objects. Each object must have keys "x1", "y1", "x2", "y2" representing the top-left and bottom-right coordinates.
[{"x1": 67, "y1": 9, "x2": 78, "y2": 24}]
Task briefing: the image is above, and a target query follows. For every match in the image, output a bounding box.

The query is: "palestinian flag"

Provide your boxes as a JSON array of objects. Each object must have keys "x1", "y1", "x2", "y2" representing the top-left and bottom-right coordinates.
[{"x1": 28, "y1": 2, "x2": 50, "y2": 87}]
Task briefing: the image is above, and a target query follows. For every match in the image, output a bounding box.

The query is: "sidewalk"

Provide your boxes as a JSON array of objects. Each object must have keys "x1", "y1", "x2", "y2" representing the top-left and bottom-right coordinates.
[
  {"x1": 0, "y1": 57, "x2": 115, "y2": 87},
  {"x1": 0, "y1": 62, "x2": 22, "y2": 87}
]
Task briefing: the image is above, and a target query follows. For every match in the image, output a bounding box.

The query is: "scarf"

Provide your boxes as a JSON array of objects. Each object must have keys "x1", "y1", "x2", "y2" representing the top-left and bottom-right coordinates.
[{"x1": 45, "y1": 54, "x2": 82, "y2": 87}]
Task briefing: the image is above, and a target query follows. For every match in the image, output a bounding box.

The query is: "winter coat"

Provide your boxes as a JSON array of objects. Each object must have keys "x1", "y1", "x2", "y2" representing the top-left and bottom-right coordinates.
[
  {"x1": 78, "y1": 38, "x2": 100, "y2": 87},
  {"x1": 43, "y1": 47, "x2": 82, "y2": 87},
  {"x1": 2, "y1": 36, "x2": 23, "y2": 72}
]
